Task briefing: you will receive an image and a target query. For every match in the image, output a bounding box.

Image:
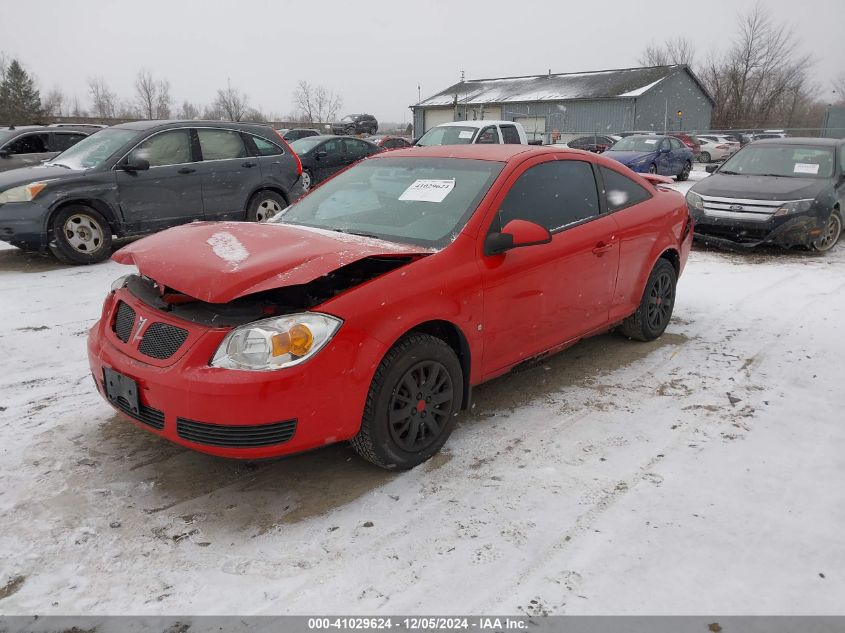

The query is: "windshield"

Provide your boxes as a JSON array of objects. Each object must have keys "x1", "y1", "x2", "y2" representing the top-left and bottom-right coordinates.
[
  {"x1": 289, "y1": 137, "x2": 324, "y2": 154},
  {"x1": 272, "y1": 157, "x2": 504, "y2": 248},
  {"x1": 719, "y1": 144, "x2": 834, "y2": 178},
  {"x1": 47, "y1": 128, "x2": 137, "y2": 170},
  {"x1": 416, "y1": 126, "x2": 478, "y2": 147},
  {"x1": 609, "y1": 137, "x2": 663, "y2": 152}
]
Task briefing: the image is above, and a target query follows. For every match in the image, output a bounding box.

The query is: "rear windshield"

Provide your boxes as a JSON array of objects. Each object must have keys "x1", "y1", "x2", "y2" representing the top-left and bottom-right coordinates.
[
  {"x1": 719, "y1": 145, "x2": 835, "y2": 178},
  {"x1": 289, "y1": 137, "x2": 324, "y2": 154},
  {"x1": 416, "y1": 126, "x2": 478, "y2": 146},
  {"x1": 273, "y1": 156, "x2": 503, "y2": 248}
]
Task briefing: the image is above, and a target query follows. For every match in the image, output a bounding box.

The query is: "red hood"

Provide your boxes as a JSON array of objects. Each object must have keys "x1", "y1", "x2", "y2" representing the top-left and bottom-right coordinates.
[{"x1": 112, "y1": 222, "x2": 433, "y2": 303}]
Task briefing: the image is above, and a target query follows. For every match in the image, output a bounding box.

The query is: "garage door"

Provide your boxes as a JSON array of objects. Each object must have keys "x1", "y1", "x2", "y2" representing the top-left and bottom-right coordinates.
[
  {"x1": 514, "y1": 116, "x2": 546, "y2": 143},
  {"x1": 424, "y1": 108, "x2": 455, "y2": 132}
]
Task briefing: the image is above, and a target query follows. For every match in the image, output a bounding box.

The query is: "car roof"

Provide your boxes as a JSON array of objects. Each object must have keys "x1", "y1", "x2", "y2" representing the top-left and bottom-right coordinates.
[
  {"x1": 112, "y1": 119, "x2": 274, "y2": 132},
  {"x1": 374, "y1": 144, "x2": 582, "y2": 162},
  {"x1": 754, "y1": 137, "x2": 843, "y2": 147}
]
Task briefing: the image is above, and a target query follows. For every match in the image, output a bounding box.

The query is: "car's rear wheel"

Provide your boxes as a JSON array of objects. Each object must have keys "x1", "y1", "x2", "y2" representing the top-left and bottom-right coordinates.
[
  {"x1": 698, "y1": 151, "x2": 711, "y2": 163},
  {"x1": 49, "y1": 205, "x2": 112, "y2": 265},
  {"x1": 813, "y1": 211, "x2": 842, "y2": 252},
  {"x1": 677, "y1": 161, "x2": 691, "y2": 181},
  {"x1": 619, "y1": 258, "x2": 677, "y2": 341},
  {"x1": 246, "y1": 191, "x2": 286, "y2": 222},
  {"x1": 351, "y1": 334, "x2": 463, "y2": 470},
  {"x1": 300, "y1": 169, "x2": 313, "y2": 191}
]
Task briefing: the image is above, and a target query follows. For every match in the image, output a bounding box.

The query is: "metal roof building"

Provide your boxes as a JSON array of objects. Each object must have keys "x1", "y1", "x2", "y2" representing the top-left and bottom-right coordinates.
[{"x1": 411, "y1": 65, "x2": 714, "y2": 142}]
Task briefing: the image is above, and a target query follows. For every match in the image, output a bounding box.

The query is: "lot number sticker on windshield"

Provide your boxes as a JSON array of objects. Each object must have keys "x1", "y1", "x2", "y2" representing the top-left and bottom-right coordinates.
[
  {"x1": 644, "y1": 139, "x2": 658, "y2": 144},
  {"x1": 794, "y1": 163, "x2": 820, "y2": 174},
  {"x1": 399, "y1": 179, "x2": 456, "y2": 203},
  {"x1": 458, "y1": 130, "x2": 474, "y2": 139}
]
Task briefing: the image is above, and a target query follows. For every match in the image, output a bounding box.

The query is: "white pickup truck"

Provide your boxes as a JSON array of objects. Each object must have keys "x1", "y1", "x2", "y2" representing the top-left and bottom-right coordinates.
[{"x1": 415, "y1": 120, "x2": 529, "y2": 146}]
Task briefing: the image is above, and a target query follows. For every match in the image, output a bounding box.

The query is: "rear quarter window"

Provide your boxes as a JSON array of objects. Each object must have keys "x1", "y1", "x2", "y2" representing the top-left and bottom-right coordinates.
[
  {"x1": 501, "y1": 125, "x2": 521, "y2": 144},
  {"x1": 600, "y1": 166, "x2": 652, "y2": 211}
]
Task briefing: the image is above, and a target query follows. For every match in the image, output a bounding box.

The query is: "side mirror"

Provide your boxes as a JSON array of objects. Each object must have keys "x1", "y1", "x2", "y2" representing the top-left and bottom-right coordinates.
[
  {"x1": 705, "y1": 164, "x2": 719, "y2": 174},
  {"x1": 485, "y1": 219, "x2": 552, "y2": 256},
  {"x1": 119, "y1": 157, "x2": 150, "y2": 172}
]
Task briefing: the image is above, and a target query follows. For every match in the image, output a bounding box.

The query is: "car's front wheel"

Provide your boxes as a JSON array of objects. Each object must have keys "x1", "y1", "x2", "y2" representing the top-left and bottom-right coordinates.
[
  {"x1": 49, "y1": 205, "x2": 113, "y2": 265},
  {"x1": 619, "y1": 258, "x2": 677, "y2": 341},
  {"x1": 677, "y1": 161, "x2": 691, "y2": 181},
  {"x1": 300, "y1": 169, "x2": 314, "y2": 191},
  {"x1": 698, "y1": 151, "x2": 711, "y2": 163},
  {"x1": 351, "y1": 334, "x2": 463, "y2": 470},
  {"x1": 648, "y1": 164, "x2": 657, "y2": 174},
  {"x1": 813, "y1": 210, "x2": 842, "y2": 252}
]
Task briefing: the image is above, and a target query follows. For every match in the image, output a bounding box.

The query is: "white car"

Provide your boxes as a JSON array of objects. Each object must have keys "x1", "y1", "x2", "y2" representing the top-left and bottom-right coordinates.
[
  {"x1": 696, "y1": 136, "x2": 740, "y2": 163},
  {"x1": 415, "y1": 120, "x2": 528, "y2": 146}
]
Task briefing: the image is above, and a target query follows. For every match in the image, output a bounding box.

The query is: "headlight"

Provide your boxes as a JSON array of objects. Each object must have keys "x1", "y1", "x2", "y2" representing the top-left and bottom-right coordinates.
[
  {"x1": 210, "y1": 313, "x2": 342, "y2": 371},
  {"x1": 773, "y1": 199, "x2": 815, "y2": 216},
  {"x1": 686, "y1": 191, "x2": 704, "y2": 212},
  {"x1": 110, "y1": 275, "x2": 130, "y2": 292},
  {"x1": 0, "y1": 181, "x2": 49, "y2": 204}
]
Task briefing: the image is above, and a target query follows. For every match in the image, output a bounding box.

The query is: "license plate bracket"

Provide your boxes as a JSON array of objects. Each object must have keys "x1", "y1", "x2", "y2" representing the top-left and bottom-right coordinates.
[{"x1": 103, "y1": 367, "x2": 140, "y2": 415}]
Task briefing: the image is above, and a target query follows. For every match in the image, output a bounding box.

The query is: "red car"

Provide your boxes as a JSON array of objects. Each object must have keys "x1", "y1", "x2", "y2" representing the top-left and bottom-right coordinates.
[
  {"x1": 88, "y1": 145, "x2": 693, "y2": 469},
  {"x1": 670, "y1": 132, "x2": 702, "y2": 157},
  {"x1": 366, "y1": 134, "x2": 413, "y2": 150}
]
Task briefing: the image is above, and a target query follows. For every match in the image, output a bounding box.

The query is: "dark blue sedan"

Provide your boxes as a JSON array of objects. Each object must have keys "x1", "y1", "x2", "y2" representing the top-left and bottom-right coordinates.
[{"x1": 603, "y1": 135, "x2": 693, "y2": 181}]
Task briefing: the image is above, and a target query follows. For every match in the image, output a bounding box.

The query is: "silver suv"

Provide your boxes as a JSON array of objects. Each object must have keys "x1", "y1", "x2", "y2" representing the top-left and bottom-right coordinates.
[{"x1": 0, "y1": 125, "x2": 95, "y2": 172}]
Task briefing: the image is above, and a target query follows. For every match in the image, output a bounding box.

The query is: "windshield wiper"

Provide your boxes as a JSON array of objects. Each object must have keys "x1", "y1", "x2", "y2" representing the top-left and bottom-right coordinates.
[
  {"x1": 718, "y1": 170, "x2": 741, "y2": 175},
  {"x1": 47, "y1": 162, "x2": 72, "y2": 169},
  {"x1": 334, "y1": 228, "x2": 381, "y2": 239}
]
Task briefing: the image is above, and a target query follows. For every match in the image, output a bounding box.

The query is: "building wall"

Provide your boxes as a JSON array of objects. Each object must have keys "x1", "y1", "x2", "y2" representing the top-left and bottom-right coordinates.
[
  {"x1": 634, "y1": 70, "x2": 713, "y2": 132},
  {"x1": 497, "y1": 100, "x2": 635, "y2": 140}
]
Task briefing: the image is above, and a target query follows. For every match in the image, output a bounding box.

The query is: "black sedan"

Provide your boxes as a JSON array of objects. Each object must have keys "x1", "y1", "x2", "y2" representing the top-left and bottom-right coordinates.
[
  {"x1": 289, "y1": 135, "x2": 382, "y2": 191},
  {"x1": 565, "y1": 134, "x2": 619, "y2": 153},
  {"x1": 687, "y1": 137, "x2": 844, "y2": 252}
]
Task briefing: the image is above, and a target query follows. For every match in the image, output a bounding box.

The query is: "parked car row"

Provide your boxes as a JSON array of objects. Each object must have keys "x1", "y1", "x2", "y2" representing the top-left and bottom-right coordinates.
[{"x1": 0, "y1": 120, "x2": 304, "y2": 263}]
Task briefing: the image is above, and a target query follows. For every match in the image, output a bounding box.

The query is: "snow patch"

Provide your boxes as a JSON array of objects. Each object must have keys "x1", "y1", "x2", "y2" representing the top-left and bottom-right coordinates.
[{"x1": 206, "y1": 232, "x2": 250, "y2": 267}]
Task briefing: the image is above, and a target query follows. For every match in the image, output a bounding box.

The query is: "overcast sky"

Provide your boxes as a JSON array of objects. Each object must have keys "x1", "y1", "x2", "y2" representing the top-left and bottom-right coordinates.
[{"x1": 1, "y1": 0, "x2": 841, "y2": 123}]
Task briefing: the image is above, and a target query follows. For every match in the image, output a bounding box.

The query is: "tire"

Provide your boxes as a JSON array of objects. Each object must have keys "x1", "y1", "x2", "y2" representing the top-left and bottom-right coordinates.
[
  {"x1": 49, "y1": 205, "x2": 112, "y2": 265},
  {"x1": 300, "y1": 169, "x2": 314, "y2": 191},
  {"x1": 351, "y1": 334, "x2": 463, "y2": 470},
  {"x1": 698, "y1": 151, "x2": 711, "y2": 163},
  {"x1": 345, "y1": 125, "x2": 356, "y2": 136},
  {"x1": 619, "y1": 258, "x2": 677, "y2": 342},
  {"x1": 676, "y1": 161, "x2": 691, "y2": 181},
  {"x1": 812, "y1": 210, "x2": 842, "y2": 252},
  {"x1": 246, "y1": 191, "x2": 286, "y2": 222},
  {"x1": 648, "y1": 164, "x2": 657, "y2": 174}
]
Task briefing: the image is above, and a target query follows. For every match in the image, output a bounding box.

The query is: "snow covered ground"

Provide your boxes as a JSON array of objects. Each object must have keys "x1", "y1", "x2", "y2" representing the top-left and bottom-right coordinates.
[{"x1": 1, "y1": 166, "x2": 844, "y2": 614}]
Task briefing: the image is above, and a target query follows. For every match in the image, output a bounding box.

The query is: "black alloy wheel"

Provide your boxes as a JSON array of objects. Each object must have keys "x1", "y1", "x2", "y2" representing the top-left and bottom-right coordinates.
[{"x1": 387, "y1": 360, "x2": 454, "y2": 453}]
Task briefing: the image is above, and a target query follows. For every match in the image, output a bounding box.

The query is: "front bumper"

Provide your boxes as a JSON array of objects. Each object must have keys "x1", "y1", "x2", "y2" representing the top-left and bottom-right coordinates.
[
  {"x1": 0, "y1": 200, "x2": 50, "y2": 251},
  {"x1": 692, "y1": 210, "x2": 824, "y2": 249},
  {"x1": 87, "y1": 289, "x2": 382, "y2": 459}
]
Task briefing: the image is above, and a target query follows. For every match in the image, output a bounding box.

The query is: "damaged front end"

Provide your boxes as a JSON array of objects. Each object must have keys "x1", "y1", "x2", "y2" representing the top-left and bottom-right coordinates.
[{"x1": 693, "y1": 215, "x2": 824, "y2": 251}]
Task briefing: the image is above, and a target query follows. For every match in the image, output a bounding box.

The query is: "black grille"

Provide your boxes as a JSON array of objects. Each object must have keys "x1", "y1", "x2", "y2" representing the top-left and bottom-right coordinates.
[
  {"x1": 113, "y1": 301, "x2": 136, "y2": 343},
  {"x1": 139, "y1": 322, "x2": 189, "y2": 360},
  {"x1": 176, "y1": 418, "x2": 297, "y2": 448},
  {"x1": 111, "y1": 392, "x2": 165, "y2": 430}
]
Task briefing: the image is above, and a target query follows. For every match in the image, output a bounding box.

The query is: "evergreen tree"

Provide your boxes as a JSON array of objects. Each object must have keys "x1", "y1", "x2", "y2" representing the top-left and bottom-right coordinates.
[{"x1": 0, "y1": 59, "x2": 42, "y2": 125}]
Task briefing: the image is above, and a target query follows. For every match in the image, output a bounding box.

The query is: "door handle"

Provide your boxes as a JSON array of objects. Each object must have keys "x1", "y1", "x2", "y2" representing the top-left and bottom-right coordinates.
[
  {"x1": 177, "y1": 167, "x2": 196, "y2": 174},
  {"x1": 242, "y1": 161, "x2": 257, "y2": 168},
  {"x1": 592, "y1": 241, "x2": 614, "y2": 256}
]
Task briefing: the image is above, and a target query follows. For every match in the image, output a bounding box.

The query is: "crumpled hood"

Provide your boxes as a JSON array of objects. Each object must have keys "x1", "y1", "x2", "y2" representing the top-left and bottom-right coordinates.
[
  {"x1": 692, "y1": 174, "x2": 829, "y2": 201},
  {"x1": 602, "y1": 150, "x2": 654, "y2": 165},
  {"x1": 0, "y1": 164, "x2": 84, "y2": 191},
  {"x1": 112, "y1": 221, "x2": 434, "y2": 303}
]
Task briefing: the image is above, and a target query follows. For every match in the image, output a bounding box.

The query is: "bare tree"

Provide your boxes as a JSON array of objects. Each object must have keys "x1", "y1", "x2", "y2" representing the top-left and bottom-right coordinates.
[
  {"x1": 42, "y1": 87, "x2": 65, "y2": 117},
  {"x1": 135, "y1": 69, "x2": 172, "y2": 119},
  {"x1": 177, "y1": 100, "x2": 200, "y2": 119},
  {"x1": 0, "y1": 52, "x2": 8, "y2": 82},
  {"x1": 88, "y1": 77, "x2": 117, "y2": 118},
  {"x1": 215, "y1": 83, "x2": 249, "y2": 121},
  {"x1": 638, "y1": 37, "x2": 696, "y2": 67},
  {"x1": 832, "y1": 72, "x2": 845, "y2": 104},
  {"x1": 70, "y1": 95, "x2": 87, "y2": 118},
  {"x1": 293, "y1": 80, "x2": 342, "y2": 123},
  {"x1": 699, "y1": 2, "x2": 813, "y2": 128}
]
